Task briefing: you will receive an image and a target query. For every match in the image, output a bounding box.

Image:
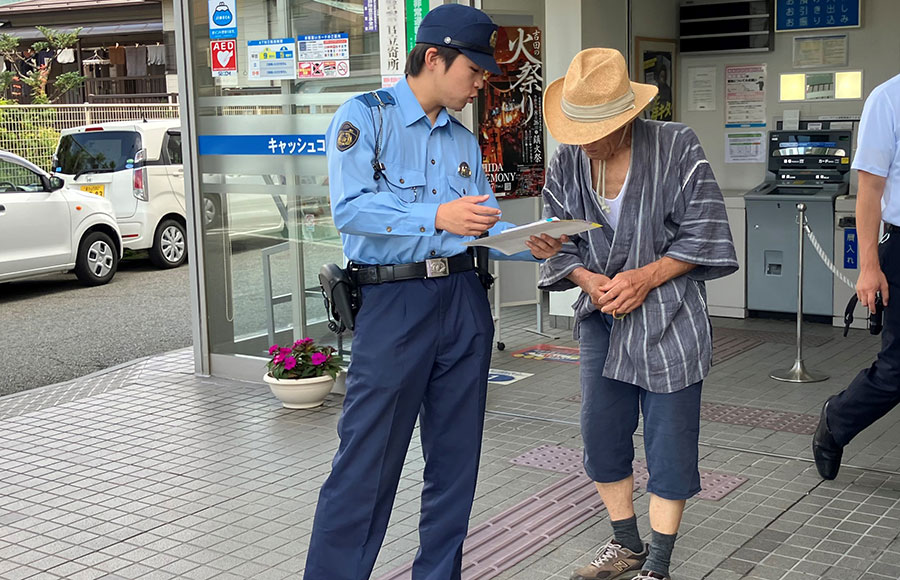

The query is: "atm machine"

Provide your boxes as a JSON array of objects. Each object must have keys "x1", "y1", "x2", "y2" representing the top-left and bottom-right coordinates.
[{"x1": 745, "y1": 129, "x2": 852, "y2": 318}]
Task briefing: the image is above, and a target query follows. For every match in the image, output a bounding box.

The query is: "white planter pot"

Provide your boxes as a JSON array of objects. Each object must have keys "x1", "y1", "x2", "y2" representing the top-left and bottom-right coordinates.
[{"x1": 264, "y1": 373, "x2": 335, "y2": 409}]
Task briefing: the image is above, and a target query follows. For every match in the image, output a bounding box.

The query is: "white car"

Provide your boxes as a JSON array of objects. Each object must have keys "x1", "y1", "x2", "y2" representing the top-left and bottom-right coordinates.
[
  {"x1": 54, "y1": 120, "x2": 286, "y2": 269},
  {"x1": 0, "y1": 150, "x2": 122, "y2": 286},
  {"x1": 55, "y1": 120, "x2": 188, "y2": 269}
]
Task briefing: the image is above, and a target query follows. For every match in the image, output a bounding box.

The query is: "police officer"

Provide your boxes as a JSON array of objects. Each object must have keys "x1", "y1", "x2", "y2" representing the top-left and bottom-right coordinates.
[
  {"x1": 303, "y1": 5, "x2": 564, "y2": 579},
  {"x1": 813, "y1": 72, "x2": 900, "y2": 480}
]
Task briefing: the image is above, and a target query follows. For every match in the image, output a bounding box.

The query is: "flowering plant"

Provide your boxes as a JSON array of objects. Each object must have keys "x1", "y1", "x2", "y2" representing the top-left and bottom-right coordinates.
[{"x1": 266, "y1": 338, "x2": 343, "y2": 380}]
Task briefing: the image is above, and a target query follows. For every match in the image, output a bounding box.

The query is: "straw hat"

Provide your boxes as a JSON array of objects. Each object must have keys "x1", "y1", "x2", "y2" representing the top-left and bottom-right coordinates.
[{"x1": 544, "y1": 48, "x2": 658, "y2": 146}]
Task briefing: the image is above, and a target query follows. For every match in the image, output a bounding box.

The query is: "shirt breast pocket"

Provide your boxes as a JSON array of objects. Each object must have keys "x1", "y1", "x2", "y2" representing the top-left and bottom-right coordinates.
[
  {"x1": 381, "y1": 165, "x2": 426, "y2": 203},
  {"x1": 448, "y1": 175, "x2": 476, "y2": 198}
]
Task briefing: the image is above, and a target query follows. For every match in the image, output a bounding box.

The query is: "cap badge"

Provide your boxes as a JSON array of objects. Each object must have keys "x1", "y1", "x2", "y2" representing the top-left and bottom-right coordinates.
[
  {"x1": 443, "y1": 36, "x2": 451, "y2": 44},
  {"x1": 489, "y1": 30, "x2": 498, "y2": 49},
  {"x1": 458, "y1": 162, "x2": 471, "y2": 178}
]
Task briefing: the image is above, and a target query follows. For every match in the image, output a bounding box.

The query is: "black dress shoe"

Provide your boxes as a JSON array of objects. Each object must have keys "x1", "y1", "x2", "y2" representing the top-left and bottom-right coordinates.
[{"x1": 812, "y1": 397, "x2": 843, "y2": 480}]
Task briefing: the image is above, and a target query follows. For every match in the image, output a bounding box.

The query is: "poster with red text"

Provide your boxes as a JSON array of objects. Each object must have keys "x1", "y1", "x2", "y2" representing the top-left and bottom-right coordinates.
[{"x1": 477, "y1": 26, "x2": 544, "y2": 199}]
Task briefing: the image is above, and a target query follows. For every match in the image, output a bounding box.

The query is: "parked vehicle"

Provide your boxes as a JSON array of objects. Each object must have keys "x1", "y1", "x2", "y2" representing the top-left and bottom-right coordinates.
[
  {"x1": 54, "y1": 120, "x2": 287, "y2": 269},
  {"x1": 0, "y1": 150, "x2": 122, "y2": 286},
  {"x1": 54, "y1": 120, "x2": 189, "y2": 268}
]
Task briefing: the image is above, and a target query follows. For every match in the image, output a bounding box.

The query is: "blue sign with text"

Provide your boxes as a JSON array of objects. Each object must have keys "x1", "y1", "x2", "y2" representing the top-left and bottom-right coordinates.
[
  {"x1": 844, "y1": 227, "x2": 858, "y2": 269},
  {"x1": 776, "y1": 0, "x2": 860, "y2": 32},
  {"x1": 198, "y1": 135, "x2": 327, "y2": 156}
]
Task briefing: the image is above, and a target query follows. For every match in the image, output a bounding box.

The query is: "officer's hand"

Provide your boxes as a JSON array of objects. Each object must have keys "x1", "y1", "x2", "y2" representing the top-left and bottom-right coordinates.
[
  {"x1": 435, "y1": 195, "x2": 501, "y2": 237},
  {"x1": 526, "y1": 234, "x2": 568, "y2": 260},
  {"x1": 857, "y1": 266, "x2": 890, "y2": 313}
]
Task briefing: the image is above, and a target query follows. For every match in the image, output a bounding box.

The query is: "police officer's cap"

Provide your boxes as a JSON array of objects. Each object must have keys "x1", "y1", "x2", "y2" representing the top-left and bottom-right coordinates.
[{"x1": 415, "y1": 4, "x2": 501, "y2": 75}]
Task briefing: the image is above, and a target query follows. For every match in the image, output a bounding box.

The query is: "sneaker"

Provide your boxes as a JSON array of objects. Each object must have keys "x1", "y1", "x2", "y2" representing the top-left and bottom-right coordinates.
[
  {"x1": 633, "y1": 572, "x2": 669, "y2": 580},
  {"x1": 570, "y1": 540, "x2": 648, "y2": 580}
]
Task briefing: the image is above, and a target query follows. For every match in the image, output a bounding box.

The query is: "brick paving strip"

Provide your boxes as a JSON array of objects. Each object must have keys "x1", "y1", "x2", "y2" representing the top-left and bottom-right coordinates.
[
  {"x1": 376, "y1": 446, "x2": 746, "y2": 580},
  {"x1": 561, "y1": 397, "x2": 820, "y2": 435}
]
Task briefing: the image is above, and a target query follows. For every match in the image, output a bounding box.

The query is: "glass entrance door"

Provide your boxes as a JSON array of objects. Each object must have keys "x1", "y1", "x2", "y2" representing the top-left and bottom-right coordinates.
[{"x1": 180, "y1": 0, "x2": 381, "y2": 378}]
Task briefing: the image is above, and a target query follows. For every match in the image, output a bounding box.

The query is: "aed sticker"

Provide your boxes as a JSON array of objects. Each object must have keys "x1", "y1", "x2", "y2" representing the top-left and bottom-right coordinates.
[
  {"x1": 841, "y1": 157, "x2": 850, "y2": 164},
  {"x1": 126, "y1": 164, "x2": 134, "y2": 169}
]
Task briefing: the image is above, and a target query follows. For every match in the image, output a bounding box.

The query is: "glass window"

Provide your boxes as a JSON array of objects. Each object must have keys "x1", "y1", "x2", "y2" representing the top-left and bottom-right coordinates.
[
  {"x1": 55, "y1": 131, "x2": 142, "y2": 175},
  {"x1": 189, "y1": 0, "x2": 381, "y2": 368},
  {"x1": 0, "y1": 159, "x2": 45, "y2": 192},
  {"x1": 166, "y1": 133, "x2": 183, "y2": 164}
]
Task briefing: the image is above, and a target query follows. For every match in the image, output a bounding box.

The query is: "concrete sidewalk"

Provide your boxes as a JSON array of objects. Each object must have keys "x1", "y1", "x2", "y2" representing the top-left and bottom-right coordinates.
[{"x1": 1, "y1": 307, "x2": 899, "y2": 580}]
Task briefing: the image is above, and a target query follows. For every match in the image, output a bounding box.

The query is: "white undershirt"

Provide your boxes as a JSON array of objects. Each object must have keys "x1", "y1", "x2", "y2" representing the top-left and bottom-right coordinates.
[{"x1": 594, "y1": 168, "x2": 630, "y2": 230}]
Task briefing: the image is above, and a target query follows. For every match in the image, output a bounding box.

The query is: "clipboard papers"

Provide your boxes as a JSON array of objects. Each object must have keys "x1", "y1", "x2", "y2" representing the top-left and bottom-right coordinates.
[{"x1": 462, "y1": 218, "x2": 601, "y2": 256}]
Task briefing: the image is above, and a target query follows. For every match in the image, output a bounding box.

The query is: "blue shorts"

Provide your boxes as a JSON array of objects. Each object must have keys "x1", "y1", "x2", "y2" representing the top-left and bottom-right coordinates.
[{"x1": 579, "y1": 311, "x2": 702, "y2": 501}]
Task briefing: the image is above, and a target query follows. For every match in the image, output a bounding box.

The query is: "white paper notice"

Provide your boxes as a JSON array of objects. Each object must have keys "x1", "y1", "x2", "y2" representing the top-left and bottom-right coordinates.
[
  {"x1": 688, "y1": 66, "x2": 716, "y2": 111},
  {"x1": 725, "y1": 64, "x2": 767, "y2": 128},
  {"x1": 378, "y1": 0, "x2": 406, "y2": 86},
  {"x1": 462, "y1": 219, "x2": 601, "y2": 256},
  {"x1": 725, "y1": 132, "x2": 766, "y2": 164},
  {"x1": 783, "y1": 109, "x2": 801, "y2": 131}
]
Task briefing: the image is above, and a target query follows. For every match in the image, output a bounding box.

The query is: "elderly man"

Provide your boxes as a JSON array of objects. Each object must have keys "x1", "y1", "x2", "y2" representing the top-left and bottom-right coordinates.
[{"x1": 539, "y1": 48, "x2": 738, "y2": 580}]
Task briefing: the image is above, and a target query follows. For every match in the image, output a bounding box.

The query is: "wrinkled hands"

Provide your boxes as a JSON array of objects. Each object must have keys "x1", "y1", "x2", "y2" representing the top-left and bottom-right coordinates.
[
  {"x1": 593, "y1": 268, "x2": 655, "y2": 316},
  {"x1": 527, "y1": 234, "x2": 568, "y2": 260}
]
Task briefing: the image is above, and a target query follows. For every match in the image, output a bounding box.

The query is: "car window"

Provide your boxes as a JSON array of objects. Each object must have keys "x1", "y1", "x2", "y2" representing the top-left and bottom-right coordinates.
[
  {"x1": 165, "y1": 133, "x2": 183, "y2": 165},
  {"x1": 55, "y1": 131, "x2": 142, "y2": 175},
  {"x1": 0, "y1": 159, "x2": 45, "y2": 193}
]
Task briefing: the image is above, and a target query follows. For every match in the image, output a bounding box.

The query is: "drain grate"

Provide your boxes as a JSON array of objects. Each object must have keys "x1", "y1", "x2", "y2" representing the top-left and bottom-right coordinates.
[
  {"x1": 700, "y1": 402, "x2": 819, "y2": 435},
  {"x1": 509, "y1": 446, "x2": 747, "y2": 501}
]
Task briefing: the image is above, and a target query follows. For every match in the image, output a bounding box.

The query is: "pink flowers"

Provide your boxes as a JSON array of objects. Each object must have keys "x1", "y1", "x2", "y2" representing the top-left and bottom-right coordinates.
[{"x1": 266, "y1": 339, "x2": 342, "y2": 381}]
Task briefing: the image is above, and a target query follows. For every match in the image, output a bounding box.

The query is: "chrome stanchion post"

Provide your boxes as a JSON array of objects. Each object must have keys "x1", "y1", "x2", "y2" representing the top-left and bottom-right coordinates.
[{"x1": 771, "y1": 203, "x2": 829, "y2": 383}]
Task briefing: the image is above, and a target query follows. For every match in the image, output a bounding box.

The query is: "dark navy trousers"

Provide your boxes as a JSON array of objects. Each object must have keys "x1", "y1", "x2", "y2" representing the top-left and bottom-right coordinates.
[
  {"x1": 829, "y1": 231, "x2": 900, "y2": 447},
  {"x1": 304, "y1": 271, "x2": 494, "y2": 580}
]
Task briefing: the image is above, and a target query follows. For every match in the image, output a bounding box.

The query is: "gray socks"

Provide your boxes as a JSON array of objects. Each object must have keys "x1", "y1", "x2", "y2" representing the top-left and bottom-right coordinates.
[
  {"x1": 610, "y1": 515, "x2": 644, "y2": 554},
  {"x1": 644, "y1": 529, "x2": 677, "y2": 577}
]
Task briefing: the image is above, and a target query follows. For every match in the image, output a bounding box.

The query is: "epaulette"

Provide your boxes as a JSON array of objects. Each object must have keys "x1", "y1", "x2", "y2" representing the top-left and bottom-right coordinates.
[{"x1": 354, "y1": 90, "x2": 396, "y2": 108}]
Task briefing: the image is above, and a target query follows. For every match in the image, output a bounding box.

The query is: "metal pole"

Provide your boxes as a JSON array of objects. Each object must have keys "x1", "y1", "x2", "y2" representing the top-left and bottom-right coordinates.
[{"x1": 771, "y1": 203, "x2": 829, "y2": 383}]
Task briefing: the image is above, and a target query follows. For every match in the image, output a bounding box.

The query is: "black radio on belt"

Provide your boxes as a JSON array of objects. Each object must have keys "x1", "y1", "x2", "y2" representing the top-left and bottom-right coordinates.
[{"x1": 843, "y1": 292, "x2": 884, "y2": 337}]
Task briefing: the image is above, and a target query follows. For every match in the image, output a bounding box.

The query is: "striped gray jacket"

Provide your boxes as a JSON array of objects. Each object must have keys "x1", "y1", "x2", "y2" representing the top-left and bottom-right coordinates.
[{"x1": 538, "y1": 119, "x2": 739, "y2": 393}]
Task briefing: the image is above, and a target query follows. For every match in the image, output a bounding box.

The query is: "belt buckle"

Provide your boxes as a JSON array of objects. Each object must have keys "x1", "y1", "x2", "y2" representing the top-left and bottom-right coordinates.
[{"x1": 425, "y1": 257, "x2": 449, "y2": 278}]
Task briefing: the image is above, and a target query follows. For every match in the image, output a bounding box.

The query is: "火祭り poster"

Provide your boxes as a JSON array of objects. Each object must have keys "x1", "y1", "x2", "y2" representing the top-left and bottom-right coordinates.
[{"x1": 477, "y1": 26, "x2": 544, "y2": 198}]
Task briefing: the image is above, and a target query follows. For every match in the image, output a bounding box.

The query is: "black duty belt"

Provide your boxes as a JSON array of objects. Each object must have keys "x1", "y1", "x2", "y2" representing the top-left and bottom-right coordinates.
[
  {"x1": 886, "y1": 223, "x2": 900, "y2": 234},
  {"x1": 353, "y1": 254, "x2": 475, "y2": 286}
]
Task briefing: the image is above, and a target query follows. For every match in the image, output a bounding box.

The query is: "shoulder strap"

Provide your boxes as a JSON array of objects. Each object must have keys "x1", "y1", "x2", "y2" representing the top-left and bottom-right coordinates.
[{"x1": 354, "y1": 90, "x2": 396, "y2": 108}]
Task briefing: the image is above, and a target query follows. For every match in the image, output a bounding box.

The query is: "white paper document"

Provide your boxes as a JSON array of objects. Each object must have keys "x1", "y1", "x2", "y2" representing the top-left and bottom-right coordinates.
[{"x1": 462, "y1": 218, "x2": 601, "y2": 256}]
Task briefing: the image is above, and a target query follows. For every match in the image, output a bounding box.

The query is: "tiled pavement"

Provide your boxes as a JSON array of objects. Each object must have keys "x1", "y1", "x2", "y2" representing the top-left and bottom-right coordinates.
[{"x1": 1, "y1": 307, "x2": 900, "y2": 579}]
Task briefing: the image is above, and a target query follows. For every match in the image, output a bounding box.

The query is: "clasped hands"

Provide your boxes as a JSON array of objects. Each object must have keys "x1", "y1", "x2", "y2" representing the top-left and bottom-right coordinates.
[{"x1": 584, "y1": 268, "x2": 654, "y2": 318}]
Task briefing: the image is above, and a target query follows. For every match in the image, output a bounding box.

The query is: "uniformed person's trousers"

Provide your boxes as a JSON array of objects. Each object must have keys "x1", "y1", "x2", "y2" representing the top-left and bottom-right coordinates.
[
  {"x1": 303, "y1": 270, "x2": 494, "y2": 580},
  {"x1": 829, "y1": 230, "x2": 900, "y2": 447}
]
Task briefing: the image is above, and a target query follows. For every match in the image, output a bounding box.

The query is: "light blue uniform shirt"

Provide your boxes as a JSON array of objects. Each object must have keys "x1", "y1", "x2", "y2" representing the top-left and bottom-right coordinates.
[
  {"x1": 853, "y1": 73, "x2": 900, "y2": 226},
  {"x1": 326, "y1": 77, "x2": 534, "y2": 265}
]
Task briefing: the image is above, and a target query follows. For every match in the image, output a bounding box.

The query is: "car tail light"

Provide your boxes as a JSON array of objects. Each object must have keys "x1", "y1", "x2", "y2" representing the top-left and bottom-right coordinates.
[
  {"x1": 133, "y1": 148, "x2": 148, "y2": 201},
  {"x1": 84, "y1": 127, "x2": 104, "y2": 132},
  {"x1": 133, "y1": 167, "x2": 148, "y2": 201}
]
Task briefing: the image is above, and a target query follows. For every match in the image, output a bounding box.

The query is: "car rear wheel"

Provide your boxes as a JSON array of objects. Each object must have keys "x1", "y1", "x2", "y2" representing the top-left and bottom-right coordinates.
[
  {"x1": 74, "y1": 231, "x2": 118, "y2": 286},
  {"x1": 150, "y1": 219, "x2": 187, "y2": 268}
]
